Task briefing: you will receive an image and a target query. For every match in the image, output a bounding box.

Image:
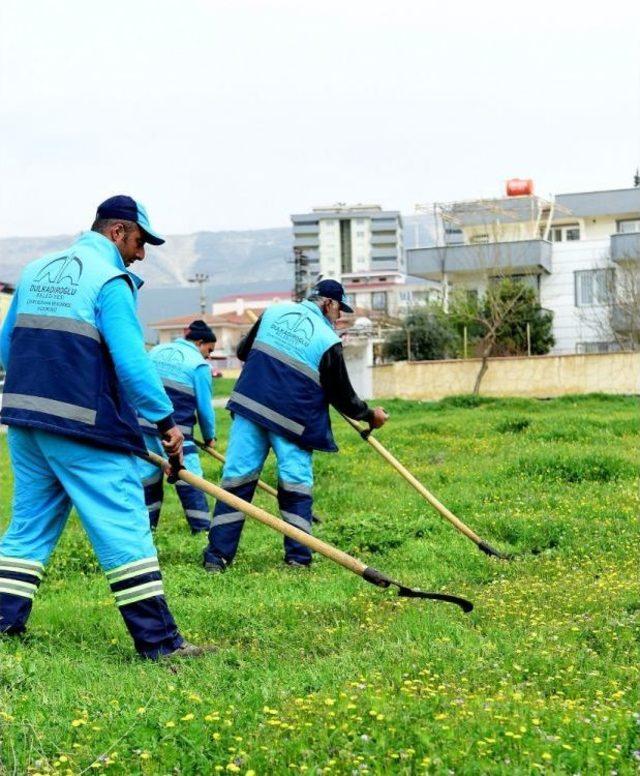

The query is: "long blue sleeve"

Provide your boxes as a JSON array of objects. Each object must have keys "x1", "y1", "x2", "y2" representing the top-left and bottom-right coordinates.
[
  {"x1": 0, "y1": 289, "x2": 19, "y2": 369},
  {"x1": 194, "y1": 364, "x2": 215, "y2": 441},
  {"x1": 96, "y1": 278, "x2": 174, "y2": 424}
]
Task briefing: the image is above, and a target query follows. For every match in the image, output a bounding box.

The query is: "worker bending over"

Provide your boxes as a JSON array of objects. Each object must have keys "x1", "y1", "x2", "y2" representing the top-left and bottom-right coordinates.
[
  {"x1": 203, "y1": 279, "x2": 388, "y2": 572},
  {"x1": 136, "y1": 320, "x2": 216, "y2": 533}
]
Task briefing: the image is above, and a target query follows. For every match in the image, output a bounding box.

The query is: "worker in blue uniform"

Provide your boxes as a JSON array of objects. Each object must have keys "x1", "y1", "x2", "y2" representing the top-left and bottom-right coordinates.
[
  {"x1": 0, "y1": 195, "x2": 208, "y2": 660},
  {"x1": 203, "y1": 279, "x2": 389, "y2": 572},
  {"x1": 136, "y1": 320, "x2": 217, "y2": 533}
]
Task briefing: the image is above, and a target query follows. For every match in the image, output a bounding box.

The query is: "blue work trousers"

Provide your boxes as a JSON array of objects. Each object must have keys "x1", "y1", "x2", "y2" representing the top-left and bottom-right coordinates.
[
  {"x1": 204, "y1": 415, "x2": 314, "y2": 567},
  {"x1": 0, "y1": 428, "x2": 183, "y2": 659},
  {"x1": 136, "y1": 436, "x2": 210, "y2": 533}
]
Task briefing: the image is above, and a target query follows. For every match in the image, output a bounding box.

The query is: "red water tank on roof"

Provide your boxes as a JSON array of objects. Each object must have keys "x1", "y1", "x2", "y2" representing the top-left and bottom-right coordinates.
[{"x1": 506, "y1": 178, "x2": 534, "y2": 197}]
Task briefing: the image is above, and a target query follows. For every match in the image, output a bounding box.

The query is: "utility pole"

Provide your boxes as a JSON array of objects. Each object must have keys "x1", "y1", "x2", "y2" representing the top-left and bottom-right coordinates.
[
  {"x1": 292, "y1": 248, "x2": 311, "y2": 302},
  {"x1": 189, "y1": 273, "x2": 210, "y2": 315}
]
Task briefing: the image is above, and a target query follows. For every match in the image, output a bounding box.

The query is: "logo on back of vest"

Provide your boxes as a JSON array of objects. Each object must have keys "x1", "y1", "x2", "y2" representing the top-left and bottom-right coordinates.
[
  {"x1": 272, "y1": 311, "x2": 315, "y2": 347},
  {"x1": 161, "y1": 348, "x2": 185, "y2": 365},
  {"x1": 30, "y1": 256, "x2": 83, "y2": 298}
]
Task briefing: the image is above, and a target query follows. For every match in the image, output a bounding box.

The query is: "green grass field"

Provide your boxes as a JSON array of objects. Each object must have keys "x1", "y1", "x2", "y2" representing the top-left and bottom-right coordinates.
[
  {"x1": 213, "y1": 377, "x2": 236, "y2": 397},
  {"x1": 0, "y1": 395, "x2": 638, "y2": 774}
]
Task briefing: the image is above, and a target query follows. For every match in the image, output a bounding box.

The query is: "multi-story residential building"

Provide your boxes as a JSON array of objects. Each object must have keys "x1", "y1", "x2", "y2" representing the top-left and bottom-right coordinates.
[
  {"x1": 407, "y1": 184, "x2": 640, "y2": 354},
  {"x1": 291, "y1": 204, "x2": 438, "y2": 317},
  {"x1": 291, "y1": 204, "x2": 405, "y2": 278}
]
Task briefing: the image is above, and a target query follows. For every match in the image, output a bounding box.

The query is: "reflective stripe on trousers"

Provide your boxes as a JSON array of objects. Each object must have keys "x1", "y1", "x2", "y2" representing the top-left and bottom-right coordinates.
[
  {"x1": 205, "y1": 415, "x2": 313, "y2": 567},
  {"x1": 0, "y1": 428, "x2": 183, "y2": 657}
]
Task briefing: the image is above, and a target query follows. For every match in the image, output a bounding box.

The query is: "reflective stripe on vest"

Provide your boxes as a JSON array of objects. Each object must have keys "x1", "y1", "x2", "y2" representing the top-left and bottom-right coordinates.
[
  {"x1": 161, "y1": 378, "x2": 195, "y2": 396},
  {"x1": 2, "y1": 394, "x2": 96, "y2": 425},
  {"x1": 0, "y1": 232, "x2": 147, "y2": 455},
  {"x1": 251, "y1": 340, "x2": 321, "y2": 385},
  {"x1": 227, "y1": 301, "x2": 340, "y2": 452},
  {"x1": 228, "y1": 391, "x2": 305, "y2": 436},
  {"x1": 142, "y1": 339, "x2": 206, "y2": 434},
  {"x1": 15, "y1": 313, "x2": 101, "y2": 342}
]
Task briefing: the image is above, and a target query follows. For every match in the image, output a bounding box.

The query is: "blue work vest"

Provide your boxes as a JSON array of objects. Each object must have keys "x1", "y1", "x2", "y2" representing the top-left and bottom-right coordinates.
[
  {"x1": 139, "y1": 338, "x2": 207, "y2": 439},
  {"x1": 228, "y1": 300, "x2": 341, "y2": 452},
  {"x1": 0, "y1": 231, "x2": 146, "y2": 455}
]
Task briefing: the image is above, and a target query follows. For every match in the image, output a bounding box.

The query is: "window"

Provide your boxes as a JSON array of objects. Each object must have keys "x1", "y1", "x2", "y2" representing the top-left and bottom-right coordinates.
[
  {"x1": 470, "y1": 234, "x2": 489, "y2": 244},
  {"x1": 345, "y1": 293, "x2": 355, "y2": 309},
  {"x1": 574, "y1": 269, "x2": 615, "y2": 307},
  {"x1": 547, "y1": 224, "x2": 581, "y2": 242},
  {"x1": 371, "y1": 292, "x2": 387, "y2": 312},
  {"x1": 617, "y1": 219, "x2": 640, "y2": 234},
  {"x1": 356, "y1": 230, "x2": 365, "y2": 238},
  {"x1": 445, "y1": 227, "x2": 464, "y2": 245}
]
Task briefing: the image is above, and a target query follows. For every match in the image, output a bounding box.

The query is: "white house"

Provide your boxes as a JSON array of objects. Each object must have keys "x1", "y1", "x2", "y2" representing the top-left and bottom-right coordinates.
[{"x1": 407, "y1": 183, "x2": 640, "y2": 354}]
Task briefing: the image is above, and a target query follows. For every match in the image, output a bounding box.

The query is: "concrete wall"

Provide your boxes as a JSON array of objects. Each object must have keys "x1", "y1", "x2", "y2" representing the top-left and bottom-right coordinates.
[{"x1": 372, "y1": 352, "x2": 640, "y2": 400}]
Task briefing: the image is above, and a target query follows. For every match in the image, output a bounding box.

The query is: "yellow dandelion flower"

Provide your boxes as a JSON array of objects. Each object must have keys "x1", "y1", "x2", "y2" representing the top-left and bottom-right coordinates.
[
  {"x1": 165, "y1": 721, "x2": 176, "y2": 728},
  {"x1": 181, "y1": 713, "x2": 195, "y2": 722}
]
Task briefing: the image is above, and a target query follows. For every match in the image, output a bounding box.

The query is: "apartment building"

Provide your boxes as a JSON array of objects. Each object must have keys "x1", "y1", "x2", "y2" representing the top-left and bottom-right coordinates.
[
  {"x1": 291, "y1": 204, "x2": 437, "y2": 317},
  {"x1": 407, "y1": 184, "x2": 640, "y2": 354}
]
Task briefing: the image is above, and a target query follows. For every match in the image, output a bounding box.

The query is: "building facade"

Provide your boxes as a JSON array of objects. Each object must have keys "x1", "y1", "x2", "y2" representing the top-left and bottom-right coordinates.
[
  {"x1": 291, "y1": 204, "x2": 438, "y2": 318},
  {"x1": 407, "y1": 185, "x2": 640, "y2": 354}
]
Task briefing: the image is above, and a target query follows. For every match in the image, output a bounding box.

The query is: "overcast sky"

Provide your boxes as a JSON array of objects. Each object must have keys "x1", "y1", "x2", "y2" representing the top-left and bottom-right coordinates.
[{"x1": 1, "y1": 0, "x2": 639, "y2": 238}]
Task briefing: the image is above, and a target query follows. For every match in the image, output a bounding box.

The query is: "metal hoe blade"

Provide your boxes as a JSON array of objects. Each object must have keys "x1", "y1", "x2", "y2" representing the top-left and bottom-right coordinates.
[
  {"x1": 362, "y1": 567, "x2": 473, "y2": 613},
  {"x1": 477, "y1": 540, "x2": 512, "y2": 560}
]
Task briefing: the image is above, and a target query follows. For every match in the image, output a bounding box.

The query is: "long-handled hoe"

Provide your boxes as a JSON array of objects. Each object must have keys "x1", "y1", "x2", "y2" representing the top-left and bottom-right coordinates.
[
  {"x1": 340, "y1": 414, "x2": 510, "y2": 560},
  {"x1": 146, "y1": 451, "x2": 473, "y2": 613},
  {"x1": 243, "y1": 308, "x2": 503, "y2": 559},
  {"x1": 193, "y1": 438, "x2": 323, "y2": 523}
]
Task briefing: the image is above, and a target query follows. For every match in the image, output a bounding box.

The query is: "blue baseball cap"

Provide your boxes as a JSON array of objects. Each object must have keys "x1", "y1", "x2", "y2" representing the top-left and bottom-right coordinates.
[
  {"x1": 96, "y1": 195, "x2": 165, "y2": 246},
  {"x1": 311, "y1": 279, "x2": 353, "y2": 313}
]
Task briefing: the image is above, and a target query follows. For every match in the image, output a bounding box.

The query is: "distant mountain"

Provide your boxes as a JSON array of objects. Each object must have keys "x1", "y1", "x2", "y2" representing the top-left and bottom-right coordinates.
[
  {"x1": 0, "y1": 215, "x2": 436, "y2": 338},
  {"x1": 0, "y1": 227, "x2": 295, "y2": 288}
]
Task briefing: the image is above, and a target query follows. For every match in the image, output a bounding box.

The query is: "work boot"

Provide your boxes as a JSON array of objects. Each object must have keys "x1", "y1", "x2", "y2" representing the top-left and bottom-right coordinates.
[
  {"x1": 160, "y1": 641, "x2": 217, "y2": 660},
  {"x1": 203, "y1": 560, "x2": 226, "y2": 574},
  {"x1": 283, "y1": 559, "x2": 310, "y2": 569}
]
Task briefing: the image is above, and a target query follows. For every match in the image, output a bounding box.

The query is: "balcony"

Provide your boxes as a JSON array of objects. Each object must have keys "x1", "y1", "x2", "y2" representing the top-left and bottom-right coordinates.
[
  {"x1": 370, "y1": 219, "x2": 398, "y2": 232},
  {"x1": 293, "y1": 235, "x2": 319, "y2": 249},
  {"x1": 371, "y1": 247, "x2": 398, "y2": 260},
  {"x1": 610, "y1": 232, "x2": 640, "y2": 263},
  {"x1": 370, "y1": 233, "x2": 397, "y2": 245},
  {"x1": 407, "y1": 239, "x2": 552, "y2": 280},
  {"x1": 293, "y1": 223, "x2": 320, "y2": 235}
]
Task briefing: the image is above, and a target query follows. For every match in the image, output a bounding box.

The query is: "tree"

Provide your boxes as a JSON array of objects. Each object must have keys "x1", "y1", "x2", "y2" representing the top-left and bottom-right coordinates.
[
  {"x1": 450, "y1": 278, "x2": 555, "y2": 394},
  {"x1": 384, "y1": 306, "x2": 459, "y2": 362}
]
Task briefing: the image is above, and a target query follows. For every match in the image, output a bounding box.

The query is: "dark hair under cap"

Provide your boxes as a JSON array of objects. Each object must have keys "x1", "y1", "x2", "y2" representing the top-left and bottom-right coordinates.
[{"x1": 185, "y1": 320, "x2": 216, "y2": 343}]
